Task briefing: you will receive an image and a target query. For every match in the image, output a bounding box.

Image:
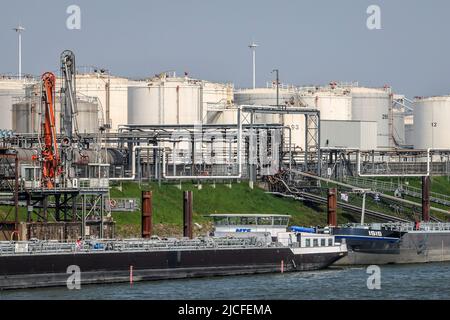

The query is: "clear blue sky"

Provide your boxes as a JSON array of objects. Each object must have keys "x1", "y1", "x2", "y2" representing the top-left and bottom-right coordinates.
[{"x1": 1, "y1": 0, "x2": 449, "y2": 97}]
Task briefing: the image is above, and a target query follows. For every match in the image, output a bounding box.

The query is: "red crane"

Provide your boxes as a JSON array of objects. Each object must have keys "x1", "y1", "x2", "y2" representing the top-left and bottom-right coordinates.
[{"x1": 40, "y1": 72, "x2": 61, "y2": 188}]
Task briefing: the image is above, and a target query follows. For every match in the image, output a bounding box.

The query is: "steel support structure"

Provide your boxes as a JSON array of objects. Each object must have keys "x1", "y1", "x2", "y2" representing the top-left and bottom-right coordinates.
[{"x1": 239, "y1": 106, "x2": 321, "y2": 176}]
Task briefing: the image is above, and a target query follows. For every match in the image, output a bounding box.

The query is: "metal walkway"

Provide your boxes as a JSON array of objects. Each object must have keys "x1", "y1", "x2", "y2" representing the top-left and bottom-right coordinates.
[
  {"x1": 267, "y1": 173, "x2": 411, "y2": 223},
  {"x1": 343, "y1": 176, "x2": 450, "y2": 207}
]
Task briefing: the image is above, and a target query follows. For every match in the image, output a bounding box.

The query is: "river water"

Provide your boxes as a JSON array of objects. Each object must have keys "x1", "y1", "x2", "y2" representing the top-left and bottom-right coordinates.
[{"x1": 1, "y1": 263, "x2": 450, "y2": 300}]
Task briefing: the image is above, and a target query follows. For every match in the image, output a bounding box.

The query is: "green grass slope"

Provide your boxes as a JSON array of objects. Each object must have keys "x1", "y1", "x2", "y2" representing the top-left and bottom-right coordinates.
[{"x1": 110, "y1": 182, "x2": 356, "y2": 237}]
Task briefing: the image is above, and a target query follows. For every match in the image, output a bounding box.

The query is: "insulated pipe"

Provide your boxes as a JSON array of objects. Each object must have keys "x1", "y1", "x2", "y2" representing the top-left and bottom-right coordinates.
[
  {"x1": 162, "y1": 106, "x2": 243, "y2": 180},
  {"x1": 357, "y1": 149, "x2": 433, "y2": 177},
  {"x1": 114, "y1": 108, "x2": 294, "y2": 181},
  {"x1": 361, "y1": 192, "x2": 367, "y2": 225},
  {"x1": 109, "y1": 145, "x2": 166, "y2": 181},
  {"x1": 424, "y1": 148, "x2": 450, "y2": 177},
  {"x1": 113, "y1": 107, "x2": 244, "y2": 181},
  {"x1": 357, "y1": 148, "x2": 450, "y2": 177}
]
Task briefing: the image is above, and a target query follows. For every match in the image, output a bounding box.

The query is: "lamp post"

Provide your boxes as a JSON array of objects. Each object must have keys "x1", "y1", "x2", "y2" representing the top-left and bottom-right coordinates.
[
  {"x1": 13, "y1": 25, "x2": 25, "y2": 80},
  {"x1": 248, "y1": 42, "x2": 259, "y2": 89}
]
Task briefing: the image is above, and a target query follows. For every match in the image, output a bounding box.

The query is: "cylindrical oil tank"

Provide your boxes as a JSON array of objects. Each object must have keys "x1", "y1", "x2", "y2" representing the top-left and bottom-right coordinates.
[
  {"x1": 12, "y1": 98, "x2": 98, "y2": 134},
  {"x1": 351, "y1": 86, "x2": 393, "y2": 149},
  {"x1": 217, "y1": 109, "x2": 238, "y2": 124},
  {"x1": 295, "y1": 87, "x2": 352, "y2": 120},
  {"x1": 15, "y1": 148, "x2": 39, "y2": 163},
  {"x1": 12, "y1": 99, "x2": 42, "y2": 134},
  {"x1": 283, "y1": 86, "x2": 352, "y2": 151},
  {"x1": 413, "y1": 96, "x2": 450, "y2": 149},
  {"x1": 67, "y1": 74, "x2": 129, "y2": 131},
  {"x1": 234, "y1": 88, "x2": 296, "y2": 125},
  {"x1": 0, "y1": 95, "x2": 13, "y2": 130},
  {"x1": 75, "y1": 100, "x2": 100, "y2": 134},
  {"x1": 73, "y1": 149, "x2": 125, "y2": 165},
  {"x1": 0, "y1": 78, "x2": 35, "y2": 130},
  {"x1": 128, "y1": 74, "x2": 233, "y2": 126}
]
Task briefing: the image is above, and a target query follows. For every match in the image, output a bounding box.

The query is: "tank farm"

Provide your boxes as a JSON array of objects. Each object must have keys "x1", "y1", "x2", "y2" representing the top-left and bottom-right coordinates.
[{"x1": 1, "y1": 49, "x2": 450, "y2": 289}]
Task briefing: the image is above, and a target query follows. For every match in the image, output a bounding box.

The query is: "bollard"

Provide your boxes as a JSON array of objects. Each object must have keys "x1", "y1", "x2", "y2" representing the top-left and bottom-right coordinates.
[
  {"x1": 422, "y1": 176, "x2": 431, "y2": 222},
  {"x1": 183, "y1": 191, "x2": 193, "y2": 239},
  {"x1": 327, "y1": 188, "x2": 338, "y2": 227},
  {"x1": 141, "y1": 191, "x2": 153, "y2": 238}
]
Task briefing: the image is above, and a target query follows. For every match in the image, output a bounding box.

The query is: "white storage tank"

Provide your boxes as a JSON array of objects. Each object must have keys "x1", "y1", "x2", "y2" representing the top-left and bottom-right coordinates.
[
  {"x1": 75, "y1": 99, "x2": 100, "y2": 134},
  {"x1": 23, "y1": 73, "x2": 127, "y2": 131},
  {"x1": 73, "y1": 73, "x2": 129, "y2": 131},
  {"x1": 128, "y1": 73, "x2": 233, "y2": 125},
  {"x1": 12, "y1": 100, "x2": 41, "y2": 134},
  {"x1": 213, "y1": 108, "x2": 238, "y2": 125},
  {"x1": 351, "y1": 86, "x2": 393, "y2": 149},
  {"x1": 413, "y1": 96, "x2": 450, "y2": 149},
  {"x1": 0, "y1": 77, "x2": 36, "y2": 130},
  {"x1": 234, "y1": 87, "x2": 297, "y2": 125},
  {"x1": 283, "y1": 85, "x2": 352, "y2": 151},
  {"x1": 0, "y1": 95, "x2": 13, "y2": 129},
  {"x1": 12, "y1": 97, "x2": 99, "y2": 134},
  {"x1": 296, "y1": 86, "x2": 352, "y2": 120}
]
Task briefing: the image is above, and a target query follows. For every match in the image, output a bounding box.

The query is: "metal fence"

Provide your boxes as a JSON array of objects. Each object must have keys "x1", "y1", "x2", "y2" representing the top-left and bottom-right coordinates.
[{"x1": 0, "y1": 237, "x2": 272, "y2": 256}]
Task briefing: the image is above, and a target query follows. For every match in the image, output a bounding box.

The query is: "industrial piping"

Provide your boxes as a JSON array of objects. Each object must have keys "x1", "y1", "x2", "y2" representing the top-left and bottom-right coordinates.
[
  {"x1": 357, "y1": 148, "x2": 450, "y2": 178},
  {"x1": 111, "y1": 107, "x2": 244, "y2": 181},
  {"x1": 293, "y1": 170, "x2": 450, "y2": 217},
  {"x1": 163, "y1": 106, "x2": 243, "y2": 180}
]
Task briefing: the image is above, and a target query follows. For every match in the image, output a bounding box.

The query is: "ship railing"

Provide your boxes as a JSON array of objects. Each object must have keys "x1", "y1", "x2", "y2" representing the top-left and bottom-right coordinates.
[
  {"x1": 342, "y1": 222, "x2": 450, "y2": 232},
  {"x1": 0, "y1": 237, "x2": 268, "y2": 256}
]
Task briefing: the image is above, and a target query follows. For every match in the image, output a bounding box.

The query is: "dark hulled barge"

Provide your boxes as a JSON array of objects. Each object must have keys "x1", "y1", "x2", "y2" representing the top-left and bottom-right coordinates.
[
  {"x1": 0, "y1": 214, "x2": 347, "y2": 290},
  {"x1": 331, "y1": 222, "x2": 450, "y2": 265}
]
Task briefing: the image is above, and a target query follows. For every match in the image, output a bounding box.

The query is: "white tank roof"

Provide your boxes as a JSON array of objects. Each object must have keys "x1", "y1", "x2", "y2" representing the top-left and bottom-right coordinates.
[
  {"x1": 133, "y1": 72, "x2": 233, "y2": 87},
  {"x1": 235, "y1": 87, "x2": 295, "y2": 94},
  {"x1": 414, "y1": 95, "x2": 450, "y2": 102},
  {"x1": 350, "y1": 86, "x2": 392, "y2": 94}
]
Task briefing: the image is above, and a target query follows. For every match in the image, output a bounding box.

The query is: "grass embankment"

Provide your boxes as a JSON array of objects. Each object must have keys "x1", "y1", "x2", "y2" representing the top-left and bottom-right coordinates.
[
  {"x1": 4, "y1": 176, "x2": 449, "y2": 239},
  {"x1": 110, "y1": 182, "x2": 357, "y2": 238}
]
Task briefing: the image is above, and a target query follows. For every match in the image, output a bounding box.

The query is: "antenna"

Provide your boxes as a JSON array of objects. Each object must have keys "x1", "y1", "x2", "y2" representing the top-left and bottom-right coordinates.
[
  {"x1": 13, "y1": 24, "x2": 25, "y2": 80},
  {"x1": 248, "y1": 41, "x2": 259, "y2": 89}
]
